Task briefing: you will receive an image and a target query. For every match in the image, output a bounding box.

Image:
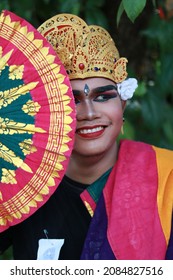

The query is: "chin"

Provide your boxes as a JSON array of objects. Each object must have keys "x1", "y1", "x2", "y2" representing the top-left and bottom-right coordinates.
[{"x1": 73, "y1": 143, "x2": 112, "y2": 158}]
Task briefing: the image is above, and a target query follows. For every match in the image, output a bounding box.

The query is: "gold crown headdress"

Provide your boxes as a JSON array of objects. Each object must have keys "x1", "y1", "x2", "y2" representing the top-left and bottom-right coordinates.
[{"x1": 38, "y1": 13, "x2": 128, "y2": 83}]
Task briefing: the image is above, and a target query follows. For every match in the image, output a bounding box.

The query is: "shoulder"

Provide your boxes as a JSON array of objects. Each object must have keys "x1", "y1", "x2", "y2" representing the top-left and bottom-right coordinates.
[
  {"x1": 119, "y1": 139, "x2": 156, "y2": 158},
  {"x1": 119, "y1": 139, "x2": 173, "y2": 174},
  {"x1": 152, "y1": 145, "x2": 173, "y2": 166},
  {"x1": 120, "y1": 139, "x2": 173, "y2": 160}
]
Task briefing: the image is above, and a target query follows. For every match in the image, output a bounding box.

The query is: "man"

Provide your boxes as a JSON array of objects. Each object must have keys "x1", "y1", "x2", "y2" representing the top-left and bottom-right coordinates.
[{"x1": 0, "y1": 13, "x2": 173, "y2": 260}]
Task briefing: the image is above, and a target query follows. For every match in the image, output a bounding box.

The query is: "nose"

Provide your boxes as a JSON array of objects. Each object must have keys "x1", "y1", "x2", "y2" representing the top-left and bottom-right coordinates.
[{"x1": 77, "y1": 100, "x2": 101, "y2": 121}]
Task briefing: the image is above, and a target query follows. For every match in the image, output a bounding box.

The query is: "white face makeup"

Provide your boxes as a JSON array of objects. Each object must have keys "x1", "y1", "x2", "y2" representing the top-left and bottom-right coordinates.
[{"x1": 70, "y1": 77, "x2": 125, "y2": 159}]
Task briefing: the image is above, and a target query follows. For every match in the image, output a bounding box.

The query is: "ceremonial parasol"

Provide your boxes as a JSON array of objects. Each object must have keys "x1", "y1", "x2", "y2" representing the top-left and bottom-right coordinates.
[{"x1": 0, "y1": 10, "x2": 76, "y2": 232}]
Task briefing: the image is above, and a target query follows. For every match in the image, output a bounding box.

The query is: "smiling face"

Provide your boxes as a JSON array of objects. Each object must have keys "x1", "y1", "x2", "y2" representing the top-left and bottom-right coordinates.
[{"x1": 70, "y1": 77, "x2": 125, "y2": 159}]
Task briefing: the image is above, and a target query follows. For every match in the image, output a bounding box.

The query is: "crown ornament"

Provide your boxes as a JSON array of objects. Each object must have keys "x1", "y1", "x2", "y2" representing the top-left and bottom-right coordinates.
[{"x1": 38, "y1": 14, "x2": 128, "y2": 83}]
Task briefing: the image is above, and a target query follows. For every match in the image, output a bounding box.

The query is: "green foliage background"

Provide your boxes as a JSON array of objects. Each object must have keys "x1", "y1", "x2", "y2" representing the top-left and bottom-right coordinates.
[
  {"x1": 1, "y1": 0, "x2": 173, "y2": 149},
  {"x1": 0, "y1": 0, "x2": 173, "y2": 259}
]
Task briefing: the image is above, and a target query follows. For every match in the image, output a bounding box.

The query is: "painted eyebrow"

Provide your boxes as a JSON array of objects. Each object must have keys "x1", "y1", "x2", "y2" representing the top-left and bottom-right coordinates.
[
  {"x1": 72, "y1": 85, "x2": 117, "y2": 96},
  {"x1": 72, "y1": 89, "x2": 81, "y2": 96},
  {"x1": 92, "y1": 85, "x2": 117, "y2": 93}
]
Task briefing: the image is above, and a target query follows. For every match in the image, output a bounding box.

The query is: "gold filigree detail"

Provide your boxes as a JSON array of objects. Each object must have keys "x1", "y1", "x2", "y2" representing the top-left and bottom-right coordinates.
[
  {"x1": 22, "y1": 100, "x2": 41, "y2": 116},
  {"x1": 113, "y1": 58, "x2": 128, "y2": 83},
  {"x1": 0, "y1": 117, "x2": 46, "y2": 135},
  {"x1": 1, "y1": 169, "x2": 17, "y2": 184},
  {"x1": 0, "y1": 142, "x2": 32, "y2": 173},
  {"x1": 0, "y1": 48, "x2": 13, "y2": 75},
  {"x1": 19, "y1": 139, "x2": 37, "y2": 156},
  {"x1": 0, "y1": 81, "x2": 38, "y2": 110},
  {"x1": 9, "y1": 65, "x2": 24, "y2": 80},
  {"x1": 38, "y1": 14, "x2": 128, "y2": 83}
]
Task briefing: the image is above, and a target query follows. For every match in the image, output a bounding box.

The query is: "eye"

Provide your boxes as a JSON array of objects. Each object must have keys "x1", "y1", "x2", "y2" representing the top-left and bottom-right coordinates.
[
  {"x1": 72, "y1": 90, "x2": 81, "y2": 105},
  {"x1": 74, "y1": 97, "x2": 80, "y2": 105},
  {"x1": 94, "y1": 93, "x2": 117, "y2": 102}
]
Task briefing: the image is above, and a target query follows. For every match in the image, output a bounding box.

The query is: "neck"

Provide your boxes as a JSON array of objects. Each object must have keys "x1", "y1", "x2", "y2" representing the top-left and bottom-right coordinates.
[{"x1": 66, "y1": 142, "x2": 119, "y2": 184}]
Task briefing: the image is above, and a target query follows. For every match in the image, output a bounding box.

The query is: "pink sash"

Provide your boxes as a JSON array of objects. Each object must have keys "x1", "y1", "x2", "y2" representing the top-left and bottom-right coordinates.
[{"x1": 104, "y1": 140, "x2": 167, "y2": 259}]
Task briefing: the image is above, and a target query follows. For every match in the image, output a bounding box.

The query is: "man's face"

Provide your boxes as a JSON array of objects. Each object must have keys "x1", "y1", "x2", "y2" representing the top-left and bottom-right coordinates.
[{"x1": 70, "y1": 77, "x2": 125, "y2": 158}]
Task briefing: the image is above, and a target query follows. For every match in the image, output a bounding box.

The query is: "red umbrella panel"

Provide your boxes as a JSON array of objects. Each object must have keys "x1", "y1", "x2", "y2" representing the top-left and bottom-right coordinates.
[{"x1": 0, "y1": 10, "x2": 76, "y2": 232}]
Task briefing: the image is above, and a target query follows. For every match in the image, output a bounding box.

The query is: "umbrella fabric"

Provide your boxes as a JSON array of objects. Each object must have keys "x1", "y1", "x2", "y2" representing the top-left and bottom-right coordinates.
[{"x1": 0, "y1": 10, "x2": 76, "y2": 232}]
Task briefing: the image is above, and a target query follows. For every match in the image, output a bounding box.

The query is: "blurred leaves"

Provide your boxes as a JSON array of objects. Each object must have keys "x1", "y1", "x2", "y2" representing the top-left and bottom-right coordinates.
[
  {"x1": 0, "y1": 0, "x2": 172, "y2": 149},
  {"x1": 0, "y1": 0, "x2": 9, "y2": 11},
  {"x1": 0, "y1": 246, "x2": 13, "y2": 260}
]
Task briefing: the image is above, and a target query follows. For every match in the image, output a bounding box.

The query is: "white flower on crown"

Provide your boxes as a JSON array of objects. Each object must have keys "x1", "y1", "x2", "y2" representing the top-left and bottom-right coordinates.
[{"x1": 117, "y1": 78, "x2": 138, "y2": 100}]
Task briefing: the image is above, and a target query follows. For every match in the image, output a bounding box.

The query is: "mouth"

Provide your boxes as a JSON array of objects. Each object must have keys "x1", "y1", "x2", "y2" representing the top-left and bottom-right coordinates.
[{"x1": 76, "y1": 126, "x2": 106, "y2": 138}]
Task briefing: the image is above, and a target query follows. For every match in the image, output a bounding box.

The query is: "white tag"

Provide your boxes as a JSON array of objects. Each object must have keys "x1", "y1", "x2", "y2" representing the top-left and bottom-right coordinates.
[{"x1": 37, "y1": 239, "x2": 64, "y2": 260}]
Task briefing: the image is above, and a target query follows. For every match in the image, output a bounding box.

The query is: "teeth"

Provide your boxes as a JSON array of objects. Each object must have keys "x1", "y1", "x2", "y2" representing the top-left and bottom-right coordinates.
[{"x1": 78, "y1": 126, "x2": 104, "y2": 134}]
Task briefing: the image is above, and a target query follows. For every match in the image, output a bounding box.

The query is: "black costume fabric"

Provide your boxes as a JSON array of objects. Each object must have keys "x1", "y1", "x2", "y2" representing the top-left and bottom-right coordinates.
[{"x1": 0, "y1": 176, "x2": 91, "y2": 260}]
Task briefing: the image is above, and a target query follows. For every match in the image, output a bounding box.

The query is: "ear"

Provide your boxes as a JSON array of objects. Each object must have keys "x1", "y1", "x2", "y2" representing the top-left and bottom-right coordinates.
[{"x1": 121, "y1": 100, "x2": 126, "y2": 112}]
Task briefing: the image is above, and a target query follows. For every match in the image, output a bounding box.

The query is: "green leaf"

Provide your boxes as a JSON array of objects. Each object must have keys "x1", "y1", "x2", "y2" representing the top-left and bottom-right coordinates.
[
  {"x1": 152, "y1": 0, "x2": 157, "y2": 7},
  {"x1": 123, "y1": 0, "x2": 147, "y2": 22},
  {"x1": 116, "y1": 1, "x2": 125, "y2": 26}
]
